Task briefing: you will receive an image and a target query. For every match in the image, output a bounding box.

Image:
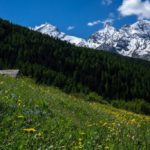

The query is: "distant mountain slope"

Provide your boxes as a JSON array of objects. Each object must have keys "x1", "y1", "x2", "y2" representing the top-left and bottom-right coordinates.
[
  {"x1": 34, "y1": 23, "x2": 87, "y2": 47},
  {"x1": 0, "y1": 75, "x2": 150, "y2": 149},
  {"x1": 0, "y1": 18, "x2": 150, "y2": 102},
  {"x1": 34, "y1": 20, "x2": 150, "y2": 61}
]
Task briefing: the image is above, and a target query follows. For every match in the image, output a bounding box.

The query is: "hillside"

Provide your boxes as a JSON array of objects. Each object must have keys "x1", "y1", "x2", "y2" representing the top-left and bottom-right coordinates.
[
  {"x1": 0, "y1": 75, "x2": 150, "y2": 149},
  {"x1": 0, "y1": 19, "x2": 150, "y2": 102}
]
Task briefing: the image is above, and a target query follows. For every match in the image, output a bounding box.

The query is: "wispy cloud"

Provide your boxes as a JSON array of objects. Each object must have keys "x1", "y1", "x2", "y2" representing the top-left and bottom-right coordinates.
[
  {"x1": 102, "y1": 0, "x2": 112, "y2": 5},
  {"x1": 67, "y1": 26, "x2": 75, "y2": 31},
  {"x1": 87, "y1": 20, "x2": 101, "y2": 27},
  {"x1": 87, "y1": 18, "x2": 114, "y2": 27},
  {"x1": 118, "y1": 0, "x2": 150, "y2": 19}
]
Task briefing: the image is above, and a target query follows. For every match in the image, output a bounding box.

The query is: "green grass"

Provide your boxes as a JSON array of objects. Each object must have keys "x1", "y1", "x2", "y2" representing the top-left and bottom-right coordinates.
[{"x1": 0, "y1": 75, "x2": 150, "y2": 150}]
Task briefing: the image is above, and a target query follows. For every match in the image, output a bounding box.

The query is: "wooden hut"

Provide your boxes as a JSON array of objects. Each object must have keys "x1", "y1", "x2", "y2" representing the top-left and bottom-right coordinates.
[{"x1": 0, "y1": 70, "x2": 20, "y2": 78}]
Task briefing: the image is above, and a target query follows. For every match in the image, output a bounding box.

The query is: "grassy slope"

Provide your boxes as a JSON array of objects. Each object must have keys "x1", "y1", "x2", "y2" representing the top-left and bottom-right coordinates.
[{"x1": 0, "y1": 75, "x2": 150, "y2": 150}]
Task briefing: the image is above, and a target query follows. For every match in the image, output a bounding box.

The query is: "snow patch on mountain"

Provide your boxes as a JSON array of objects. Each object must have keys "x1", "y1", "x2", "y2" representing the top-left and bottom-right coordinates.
[{"x1": 33, "y1": 23, "x2": 87, "y2": 47}]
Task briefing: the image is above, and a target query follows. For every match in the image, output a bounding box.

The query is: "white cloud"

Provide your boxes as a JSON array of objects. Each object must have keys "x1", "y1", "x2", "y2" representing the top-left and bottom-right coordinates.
[
  {"x1": 118, "y1": 0, "x2": 150, "y2": 19},
  {"x1": 87, "y1": 18, "x2": 114, "y2": 27},
  {"x1": 102, "y1": 0, "x2": 112, "y2": 5},
  {"x1": 67, "y1": 26, "x2": 75, "y2": 31},
  {"x1": 87, "y1": 20, "x2": 101, "y2": 26}
]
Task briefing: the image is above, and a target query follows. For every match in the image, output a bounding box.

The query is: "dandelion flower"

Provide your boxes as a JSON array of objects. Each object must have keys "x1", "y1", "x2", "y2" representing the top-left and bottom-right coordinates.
[{"x1": 23, "y1": 128, "x2": 36, "y2": 133}]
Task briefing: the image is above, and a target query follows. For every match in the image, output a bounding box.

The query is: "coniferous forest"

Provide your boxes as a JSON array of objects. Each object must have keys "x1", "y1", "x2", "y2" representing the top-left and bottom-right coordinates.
[{"x1": 0, "y1": 19, "x2": 150, "y2": 103}]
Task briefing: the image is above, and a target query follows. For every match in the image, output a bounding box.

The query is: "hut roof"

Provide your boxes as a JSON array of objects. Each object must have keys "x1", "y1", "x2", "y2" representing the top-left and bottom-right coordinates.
[{"x1": 0, "y1": 70, "x2": 20, "y2": 78}]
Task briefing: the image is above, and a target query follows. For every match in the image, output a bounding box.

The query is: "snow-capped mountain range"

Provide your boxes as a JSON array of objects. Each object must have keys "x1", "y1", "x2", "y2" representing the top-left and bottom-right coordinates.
[{"x1": 33, "y1": 20, "x2": 150, "y2": 61}]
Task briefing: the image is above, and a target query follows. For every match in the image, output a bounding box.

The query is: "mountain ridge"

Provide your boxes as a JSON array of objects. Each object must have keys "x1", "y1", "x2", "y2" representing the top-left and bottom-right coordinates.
[
  {"x1": 33, "y1": 23, "x2": 87, "y2": 47},
  {"x1": 33, "y1": 20, "x2": 150, "y2": 61}
]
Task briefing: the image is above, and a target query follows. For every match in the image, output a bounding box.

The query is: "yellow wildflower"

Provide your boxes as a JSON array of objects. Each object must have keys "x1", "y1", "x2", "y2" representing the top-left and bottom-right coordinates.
[
  {"x1": 79, "y1": 132, "x2": 85, "y2": 135},
  {"x1": 23, "y1": 128, "x2": 36, "y2": 133},
  {"x1": 18, "y1": 103, "x2": 21, "y2": 106},
  {"x1": 102, "y1": 122, "x2": 107, "y2": 126},
  {"x1": 17, "y1": 115, "x2": 24, "y2": 119},
  {"x1": 17, "y1": 99, "x2": 22, "y2": 106},
  {"x1": 105, "y1": 146, "x2": 109, "y2": 150},
  {"x1": 130, "y1": 118, "x2": 137, "y2": 124},
  {"x1": 18, "y1": 99, "x2": 22, "y2": 102},
  {"x1": 37, "y1": 132, "x2": 43, "y2": 137},
  {"x1": 112, "y1": 122, "x2": 116, "y2": 126},
  {"x1": 87, "y1": 124, "x2": 93, "y2": 127}
]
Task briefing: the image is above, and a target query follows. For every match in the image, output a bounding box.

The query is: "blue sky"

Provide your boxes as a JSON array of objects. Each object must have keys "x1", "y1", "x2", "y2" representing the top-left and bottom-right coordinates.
[{"x1": 0, "y1": 0, "x2": 149, "y2": 38}]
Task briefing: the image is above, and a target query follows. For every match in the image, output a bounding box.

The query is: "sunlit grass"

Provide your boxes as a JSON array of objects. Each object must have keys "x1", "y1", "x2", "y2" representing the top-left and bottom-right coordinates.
[{"x1": 0, "y1": 75, "x2": 150, "y2": 149}]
